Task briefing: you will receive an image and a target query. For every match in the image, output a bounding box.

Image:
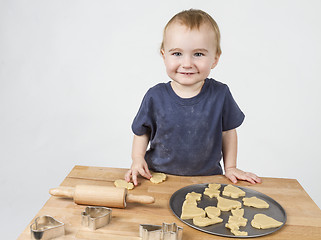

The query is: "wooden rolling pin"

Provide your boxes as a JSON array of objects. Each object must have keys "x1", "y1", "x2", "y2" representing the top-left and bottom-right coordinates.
[{"x1": 49, "y1": 185, "x2": 155, "y2": 208}]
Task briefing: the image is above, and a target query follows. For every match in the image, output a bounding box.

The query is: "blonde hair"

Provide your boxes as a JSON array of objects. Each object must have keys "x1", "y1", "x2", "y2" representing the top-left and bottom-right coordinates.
[{"x1": 160, "y1": 9, "x2": 222, "y2": 56}]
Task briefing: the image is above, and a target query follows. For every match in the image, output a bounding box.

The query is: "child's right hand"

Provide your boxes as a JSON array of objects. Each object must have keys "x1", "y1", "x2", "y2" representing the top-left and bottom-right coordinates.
[{"x1": 124, "y1": 158, "x2": 152, "y2": 186}]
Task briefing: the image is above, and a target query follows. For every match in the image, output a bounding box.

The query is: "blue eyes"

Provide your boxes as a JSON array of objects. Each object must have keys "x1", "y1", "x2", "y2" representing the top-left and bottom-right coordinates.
[
  {"x1": 194, "y1": 52, "x2": 204, "y2": 57},
  {"x1": 172, "y1": 52, "x2": 204, "y2": 57}
]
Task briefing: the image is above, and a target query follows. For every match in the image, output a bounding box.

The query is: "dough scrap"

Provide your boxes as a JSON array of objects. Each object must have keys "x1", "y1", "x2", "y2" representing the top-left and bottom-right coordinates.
[
  {"x1": 150, "y1": 172, "x2": 167, "y2": 184},
  {"x1": 205, "y1": 206, "x2": 221, "y2": 219},
  {"x1": 181, "y1": 204, "x2": 205, "y2": 220},
  {"x1": 222, "y1": 185, "x2": 246, "y2": 198},
  {"x1": 243, "y1": 196, "x2": 269, "y2": 208},
  {"x1": 217, "y1": 196, "x2": 242, "y2": 211},
  {"x1": 251, "y1": 214, "x2": 283, "y2": 229},
  {"x1": 114, "y1": 179, "x2": 134, "y2": 190},
  {"x1": 193, "y1": 216, "x2": 223, "y2": 227}
]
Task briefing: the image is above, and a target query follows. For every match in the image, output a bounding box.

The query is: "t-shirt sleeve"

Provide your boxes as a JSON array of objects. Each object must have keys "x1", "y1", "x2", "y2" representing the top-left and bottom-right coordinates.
[
  {"x1": 222, "y1": 86, "x2": 245, "y2": 131},
  {"x1": 131, "y1": 90, "x2": 153, "y2": 136}
]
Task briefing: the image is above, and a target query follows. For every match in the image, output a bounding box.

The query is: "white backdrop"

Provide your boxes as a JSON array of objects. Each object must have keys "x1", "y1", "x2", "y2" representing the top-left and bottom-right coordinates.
[{"x1": 1, "y1": 0, "x2": 321, "y2": 239}]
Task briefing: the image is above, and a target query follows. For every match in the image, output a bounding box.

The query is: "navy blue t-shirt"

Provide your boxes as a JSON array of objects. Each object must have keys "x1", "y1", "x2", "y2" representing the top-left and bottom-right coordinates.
[{"x1": 132, "y1": 78, "x2": 245, "y2": 176}]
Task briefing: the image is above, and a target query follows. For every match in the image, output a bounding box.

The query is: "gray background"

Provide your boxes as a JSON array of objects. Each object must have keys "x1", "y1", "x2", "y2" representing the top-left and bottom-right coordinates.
[{"x1": 1, "y1": 0, "x2": 320, "y2": 239}]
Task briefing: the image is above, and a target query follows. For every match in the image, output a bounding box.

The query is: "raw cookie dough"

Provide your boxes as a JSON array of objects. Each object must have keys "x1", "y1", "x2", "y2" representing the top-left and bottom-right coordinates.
[
  {"x1": 185, "y1": 192, "x2": 202, "y2": 201},
  {"x1": 222, "y1": 184, "x2": 246, "y2": 198},
  {"x1": 208, "y1": 183, "x2": 221, "y2": 190},
  {"x1": 231, "y1": 208, "x2": 244, "y2": 217},
  {"x1": 114, "y1": 179, "x2": 134, "y2": 190},
  {"x1": 217, "y1": 196, "x2": 242, "y2": 211},
  {"x1": 193, "y1": 216, "x2": 223, "y2": 227},
  {"x1": 225, "y1": 208, "x2": 248, "y2": 236},
  {"x1": 150, "y1": 172, "x2": 167, "y2": 184},
  {"x1": 204, "y1": 183, "x2": 221, "y2": 198},
  {"x1": 204, "y1": 206, "x2": 221, "y2": 219},
  {"x1": 181, "y1": 192, "x2": 204, "y2": 220},
  {"x1": 251, "y1": 214, "x2": 283, "y2": 229},
  {"x1": 243, "y1": 196, "x2": 269, "y2": 208},
  {"x1": 181, "y1": 204, "x2": 205, "y2": 220}
]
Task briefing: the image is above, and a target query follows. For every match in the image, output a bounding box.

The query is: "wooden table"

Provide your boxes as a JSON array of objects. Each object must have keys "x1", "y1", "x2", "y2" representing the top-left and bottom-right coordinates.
[{"x1": 18, "y1": 165, "x2": 321, "y2": 239}]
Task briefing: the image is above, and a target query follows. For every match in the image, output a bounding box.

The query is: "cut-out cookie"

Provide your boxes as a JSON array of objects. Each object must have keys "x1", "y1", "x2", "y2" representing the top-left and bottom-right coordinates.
[
  {"x1": 231, "y1": 208, "x2": 244, "y2": 217},
  {"x1": 205, "y1": 206, "x2": 221, "y2": 219},
  {"x1": 114, "y1": 179, "x2": 134, "y2": 190},
  {"x1": 226, "y1": 221, "x2": 248, "y2": 236},
  {"x1": 181, "y1": 204, "x2": 205, "y2": 220},
  {"x1": 204, "y1": 188, "x2": 220, "y2": 198},
  {"x1": 182, "y1": 198, "x2": 198, "y2": 207},
  {"x1": 222, "y1": 185, "x2": 246, "y2": 198},
  {"x1": 208, "y1": 183, "x2": 221, "y2": 190},
  {"x1": 204, "y1": 183, "x2": 221, "y2": 198},
  {"x1": 225, "y1": 208, "x2": 248, "y2": 236},
  {"x1": 181, "y1": 192, "x2": 204, "y2": 220},
  {"x1": 251, "y1": 214, "x2": 283, "y2": 229},
  {"x1": 193, "y1": 216, "x2": 223, "y2": 227},
  {"x1": 243, "y1": 196, "x2": 269, "y2": 208},
  {"x1": 228, "y1": 215, "x2": 247, "y2": 227},
  {"x1": 217, "y1": 196, "x2": 242, "y2": 211},
  {"x1": 231, "y1": 229, "x2": 248, "y2": 236},
  {"x1": 185, "y1": 192, "x2": 202, "y2": 201},
  {"x1": 150, "y1": 172, "x2": 167, "y2": 184}
]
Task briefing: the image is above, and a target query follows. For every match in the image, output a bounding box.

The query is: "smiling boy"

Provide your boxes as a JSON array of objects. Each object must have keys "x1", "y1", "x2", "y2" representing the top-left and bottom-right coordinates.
[{"x1": 125, "y1": 9, "x2": 261, "y2": 185}]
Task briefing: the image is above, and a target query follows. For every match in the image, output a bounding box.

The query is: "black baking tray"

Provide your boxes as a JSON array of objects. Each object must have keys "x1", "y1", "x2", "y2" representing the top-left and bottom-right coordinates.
[{"x1": 169, "y1": 183, "x2": 286, "y2": 238}]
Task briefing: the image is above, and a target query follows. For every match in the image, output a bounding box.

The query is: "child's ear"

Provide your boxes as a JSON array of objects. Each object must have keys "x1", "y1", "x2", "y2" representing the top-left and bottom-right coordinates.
[
  {"x1": 161, "y1": 49, "x2": 165, "y2": 60},
  {"x1": 211, "y1": 54, "x2": 220, "y2": 69}
]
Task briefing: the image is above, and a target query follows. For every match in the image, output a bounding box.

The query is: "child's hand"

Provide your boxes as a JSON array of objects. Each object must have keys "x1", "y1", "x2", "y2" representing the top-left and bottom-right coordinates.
[
  {"x1": 124, "y1": 158, "x2": 152, "y2": 186},
  {"x1": 225, "y1": 167, "x2": 262, "y2": 184}
]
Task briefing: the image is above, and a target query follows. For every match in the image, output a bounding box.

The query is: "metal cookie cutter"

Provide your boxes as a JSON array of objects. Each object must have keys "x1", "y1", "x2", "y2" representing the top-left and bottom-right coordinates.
[
  {"x1": 30, "y1": 215, "x2": 65, "y2": 240},
  {"x1": 140, "y1": 223, "x2": 183, "y2": 240},
  {"x1": 81, "y1": 206, "x2": 112, "y2": 230}
]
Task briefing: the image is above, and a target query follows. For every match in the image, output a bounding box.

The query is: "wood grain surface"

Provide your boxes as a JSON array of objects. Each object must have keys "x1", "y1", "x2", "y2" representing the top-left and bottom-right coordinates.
[{"x1": 18, "y1": 165, "x2": 321, "y2": 239}]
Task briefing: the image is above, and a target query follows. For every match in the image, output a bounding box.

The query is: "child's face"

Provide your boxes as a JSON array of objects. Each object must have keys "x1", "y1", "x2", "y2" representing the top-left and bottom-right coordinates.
[{"x1": 161, "y1": 22, "x2": 219, "y2": 87}]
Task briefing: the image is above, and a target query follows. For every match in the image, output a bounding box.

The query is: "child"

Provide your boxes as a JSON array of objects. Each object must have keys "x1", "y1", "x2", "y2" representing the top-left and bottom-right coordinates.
[{"x1": 125, "y1": 9, "x2": 261, "y2": 186}]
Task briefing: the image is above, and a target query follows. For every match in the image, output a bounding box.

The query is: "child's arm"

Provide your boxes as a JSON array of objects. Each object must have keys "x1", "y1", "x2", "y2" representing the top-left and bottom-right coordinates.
[
  {"x1": 222, "y1": 129, "x2": 262, "y2": 184},
  {"x1": 124, "y1": 134, "x2": 152, "y2": 186}
]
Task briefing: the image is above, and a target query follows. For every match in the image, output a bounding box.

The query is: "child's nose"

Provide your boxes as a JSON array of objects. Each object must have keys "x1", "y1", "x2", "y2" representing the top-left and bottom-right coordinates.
[{"x1": 182, "y1": 56, "x2": 192, "y2": 68}]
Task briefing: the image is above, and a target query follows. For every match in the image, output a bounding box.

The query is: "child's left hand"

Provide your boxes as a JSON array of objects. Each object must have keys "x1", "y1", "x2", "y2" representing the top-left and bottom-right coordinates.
[{"x1": 225, "y1": 167, "x2": 262, "y2": 184}]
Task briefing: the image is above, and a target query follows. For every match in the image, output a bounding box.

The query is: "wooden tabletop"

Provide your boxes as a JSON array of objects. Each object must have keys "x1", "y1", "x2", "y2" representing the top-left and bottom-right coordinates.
[{"x1": 18, "y1": 165, "x2": 321, "y2": 239}]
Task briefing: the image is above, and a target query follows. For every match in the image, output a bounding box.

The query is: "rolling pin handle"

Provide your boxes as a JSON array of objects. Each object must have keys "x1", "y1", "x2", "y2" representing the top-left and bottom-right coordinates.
[
  {"x1": 49, "y1": 186, "x2": 75, "y2": 199},
  {"x1": 126, "y1": 194, "x2": 155, "y2": 204}
]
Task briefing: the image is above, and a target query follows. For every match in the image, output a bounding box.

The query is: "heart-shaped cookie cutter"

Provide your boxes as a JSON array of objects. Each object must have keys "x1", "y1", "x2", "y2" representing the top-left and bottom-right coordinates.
[
  {"x1": 81, "y1": 206, "x2": 112, "y2": 230},
  {"x1": 30, "y1": 215, "x2": 65, "y2": 240},
  {"x1": 139, "y1": 222, "x2": 183, "y2": 240}
]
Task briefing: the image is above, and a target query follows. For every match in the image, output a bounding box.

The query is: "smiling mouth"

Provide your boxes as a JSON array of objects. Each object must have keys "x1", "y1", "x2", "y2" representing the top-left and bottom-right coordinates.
[{"x1": 179, "y1": 72, "x2": 196, "y2": 75}]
